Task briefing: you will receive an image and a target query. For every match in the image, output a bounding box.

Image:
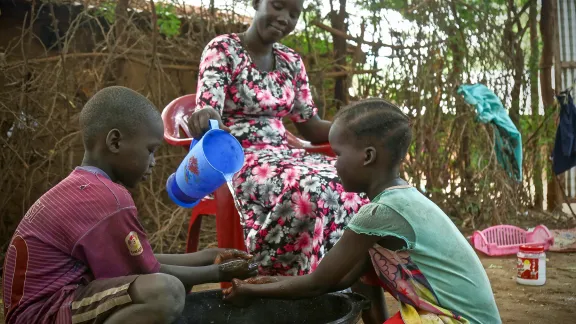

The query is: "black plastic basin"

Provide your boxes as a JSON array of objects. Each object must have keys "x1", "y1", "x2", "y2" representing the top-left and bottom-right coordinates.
[{"x1": 178, "y1": 289, "x2": 369, "y2": 324}]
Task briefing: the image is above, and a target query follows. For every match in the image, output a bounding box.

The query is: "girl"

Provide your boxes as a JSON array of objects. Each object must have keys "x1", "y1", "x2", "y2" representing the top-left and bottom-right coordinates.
[{"x1": 223, "y1": 99, "x2": 501, "y2": 324}]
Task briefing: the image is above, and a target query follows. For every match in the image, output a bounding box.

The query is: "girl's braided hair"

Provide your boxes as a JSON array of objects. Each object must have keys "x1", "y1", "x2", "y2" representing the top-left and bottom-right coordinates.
[{"x1": 334, "y1": 98, "x2": 412, "y2": 165}]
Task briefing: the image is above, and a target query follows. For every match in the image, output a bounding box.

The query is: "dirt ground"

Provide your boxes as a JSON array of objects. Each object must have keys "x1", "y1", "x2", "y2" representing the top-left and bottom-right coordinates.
[
  {"x1": 191, "y1": 252, "x2": 576, "y2": 324},
  {"x1": 477, "y1": 252, "x2": 575, "y2": 323}
]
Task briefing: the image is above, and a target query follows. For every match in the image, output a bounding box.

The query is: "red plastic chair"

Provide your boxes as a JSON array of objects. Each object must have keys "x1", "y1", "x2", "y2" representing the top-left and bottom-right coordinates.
[{"x1": 162, "y1": 94, "x2": 334, "y2": 286}]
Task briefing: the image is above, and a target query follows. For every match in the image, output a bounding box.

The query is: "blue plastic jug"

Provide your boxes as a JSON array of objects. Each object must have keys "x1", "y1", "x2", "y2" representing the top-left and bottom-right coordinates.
[{"x1": 166, "y1": 119, "x2": 245, "y2": 208}]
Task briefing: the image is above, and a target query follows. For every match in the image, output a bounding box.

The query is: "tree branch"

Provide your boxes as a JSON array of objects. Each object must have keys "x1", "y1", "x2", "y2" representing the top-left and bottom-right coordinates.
[
  {"x1": 311, "y1": 20, "x2": 443, "y2": 50},
  {"x1": 3, "y1": 51, "x2": 199, "y2": 70},
  {"x1": 320, "y1": 69, "x2": 380, "y2": 78}
]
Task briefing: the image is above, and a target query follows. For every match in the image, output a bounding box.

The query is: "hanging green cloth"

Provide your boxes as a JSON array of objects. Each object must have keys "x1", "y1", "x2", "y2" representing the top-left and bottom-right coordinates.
[{"x1": 457, "y1": 84, "x2": 523, "y2": 182}]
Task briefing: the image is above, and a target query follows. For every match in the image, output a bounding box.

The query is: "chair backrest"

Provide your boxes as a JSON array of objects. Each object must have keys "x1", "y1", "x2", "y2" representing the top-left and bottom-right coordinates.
[
  {"x1": 161, "y1": 93, "x2": 333, "y2": 155},
  {"x1": 162, "y1": 94, "x2": 197, "y2": 147}
]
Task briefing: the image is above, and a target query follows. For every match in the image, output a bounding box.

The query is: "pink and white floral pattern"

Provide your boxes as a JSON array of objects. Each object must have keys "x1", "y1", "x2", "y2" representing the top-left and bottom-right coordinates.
[{"x1": 195, "y1": 34, "x2": 368, "y2": 275}]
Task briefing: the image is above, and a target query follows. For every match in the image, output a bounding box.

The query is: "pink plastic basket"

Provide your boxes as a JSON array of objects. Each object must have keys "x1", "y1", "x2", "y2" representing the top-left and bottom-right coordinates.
[{"x1": 470, "y1": 224, "x2": 554, "y2": 256}]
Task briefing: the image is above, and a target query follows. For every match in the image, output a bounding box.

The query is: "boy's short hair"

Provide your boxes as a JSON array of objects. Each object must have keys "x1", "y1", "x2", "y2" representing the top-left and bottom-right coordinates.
[
  {"x1": 79, "y1": 86, "x2": 160, "y2": 149},
  {"x1": 335, "y1": 98, "x2": 412, "y2": 165}
]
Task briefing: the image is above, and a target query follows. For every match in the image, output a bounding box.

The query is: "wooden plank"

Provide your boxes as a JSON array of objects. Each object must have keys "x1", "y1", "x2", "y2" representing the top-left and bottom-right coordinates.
[
  {"x1": 561, "y1": 61, "x2": 576, "y2": 69},
  {"x1": 553, "y1": 0, "x2": 563, "y2": 93}
]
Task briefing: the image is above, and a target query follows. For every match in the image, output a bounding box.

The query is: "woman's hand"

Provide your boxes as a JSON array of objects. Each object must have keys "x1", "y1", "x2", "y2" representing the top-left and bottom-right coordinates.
[
  {"x1": 214, "y1": 249, "x2": 253, "y2": 265},
  {"x1": 293, "y1": 115, "x2": 332, "y2": 144},
  {"x1": 187, "y1": 107, "x2": 230, "y2": 139},
  {"x1": 217, "y1": 259, "x2": 258, "y2": 282}
]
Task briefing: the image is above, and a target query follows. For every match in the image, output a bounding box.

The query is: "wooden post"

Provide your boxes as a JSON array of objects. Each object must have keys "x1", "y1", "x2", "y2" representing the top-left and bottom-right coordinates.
[
  {"x1": 553, "y1": 0, "x2": 562, "y2": 94},
  {"x1": 529, "y1": 0, "x2": 543, "y2": 209},
  {"x1": 100, "y1": 0, "x2": 130, "y2": 86},
  {"x1": 541, "y1": 0, "x2": 562, "y2": 211},
  {"x1": 330, "y1": 0, "x2": 348, "y2": 109}
]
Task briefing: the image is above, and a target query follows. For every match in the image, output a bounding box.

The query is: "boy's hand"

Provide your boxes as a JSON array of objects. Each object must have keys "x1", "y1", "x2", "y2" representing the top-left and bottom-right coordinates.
[
  {"x1": 214, "y1": 249, "x2": 253, "y2": 265},
  {"x1": 217, "y1": 259, "x2": 258, "y2": 282}
]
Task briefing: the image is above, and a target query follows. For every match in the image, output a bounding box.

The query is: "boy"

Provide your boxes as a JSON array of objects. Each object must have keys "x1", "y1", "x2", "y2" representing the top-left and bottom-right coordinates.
[{"x1": 2, "y1": 86, "x2": 256, "y2": 324}]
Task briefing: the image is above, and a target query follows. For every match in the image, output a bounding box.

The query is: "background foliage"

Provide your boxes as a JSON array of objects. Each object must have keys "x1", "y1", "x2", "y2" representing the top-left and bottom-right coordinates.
[{"x1": 0, "y1": 0, "x2": 572, "y2": 255}]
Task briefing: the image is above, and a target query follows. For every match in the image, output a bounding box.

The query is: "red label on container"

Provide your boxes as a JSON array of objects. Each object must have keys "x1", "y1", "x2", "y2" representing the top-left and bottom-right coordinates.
[
  {"x1": 188, "y1": 156, "x2": 199, "y2": 175},
  {"x1": 517, "y1": 257, "x2": 539, "y2": 280}
]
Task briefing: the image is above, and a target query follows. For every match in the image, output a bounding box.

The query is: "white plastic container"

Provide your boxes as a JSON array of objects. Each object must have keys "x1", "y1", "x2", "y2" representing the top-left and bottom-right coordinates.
[{"x1": 516, "y1": 245, "x2": 546, "y2": 286}]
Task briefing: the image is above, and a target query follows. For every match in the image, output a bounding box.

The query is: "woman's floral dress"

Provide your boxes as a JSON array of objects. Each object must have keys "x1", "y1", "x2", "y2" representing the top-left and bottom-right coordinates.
[{"x1": 194, "y1": 34, "x2": 368, "y2": 276}]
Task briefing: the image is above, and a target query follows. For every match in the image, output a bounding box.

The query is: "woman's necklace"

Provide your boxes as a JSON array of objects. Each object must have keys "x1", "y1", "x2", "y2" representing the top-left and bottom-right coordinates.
[
  {"x1": 239, "y1": 32, "x2": 275, "y2": 71},
  {"x1": 239, "y1": 33, "x2": 257, "y2": 57},
  {"x1": 238, "y1": 32, "x2": 250, "y2": 51}
]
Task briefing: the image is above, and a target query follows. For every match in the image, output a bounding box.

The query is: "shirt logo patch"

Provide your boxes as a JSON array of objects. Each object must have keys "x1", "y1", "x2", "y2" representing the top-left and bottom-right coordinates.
[
  {"x1": 24, "y1": 201, "x2": 44, "y2": 223},
  {"x1": 125, "y1": 231, "x2": 143, "y2": 256}
]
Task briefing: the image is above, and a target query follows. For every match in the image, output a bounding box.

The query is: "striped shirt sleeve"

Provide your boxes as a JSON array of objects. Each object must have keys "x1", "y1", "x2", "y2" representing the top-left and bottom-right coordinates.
[{"x1": 71, "y1": 207, "x2": 160, "y2": 278}]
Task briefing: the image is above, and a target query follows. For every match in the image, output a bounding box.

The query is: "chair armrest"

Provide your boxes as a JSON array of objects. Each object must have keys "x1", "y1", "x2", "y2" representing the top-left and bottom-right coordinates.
[{"x1": 302, "y1": 142, "x2": 335, "y2": 157}]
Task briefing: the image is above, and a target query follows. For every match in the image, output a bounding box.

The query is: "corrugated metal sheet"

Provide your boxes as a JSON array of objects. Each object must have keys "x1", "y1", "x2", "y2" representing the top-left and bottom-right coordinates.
[
  {"x1": 559, "y1": 0, "x2": 576, "y2": 89},
  {"x1": 558, "y1": 0, "x2": 576, "y2": 197}
]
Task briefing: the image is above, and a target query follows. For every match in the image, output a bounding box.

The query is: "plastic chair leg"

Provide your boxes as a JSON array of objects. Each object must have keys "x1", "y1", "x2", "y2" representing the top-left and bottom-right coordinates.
[
  {"x1": 214, "y1": 185, "x2": 248, "y2": 289},
  {"x1": 183, "y1": 187, "x2": 247, "y2": 288},
  {"x1": 185, "y1": 199, "x2": 217, "y2": 253},
  {"x1": 214, "y1": 185, "x2": 247, "y2": 252},
  {"x1": 186, "y1": 214, "x2": 202, "y2": 253}
]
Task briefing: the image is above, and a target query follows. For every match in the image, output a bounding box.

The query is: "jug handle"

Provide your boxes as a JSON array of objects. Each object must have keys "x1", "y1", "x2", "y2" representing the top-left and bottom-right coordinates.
[{"x1": 190, "y1": 119, "x2": 220, "y2": 150}]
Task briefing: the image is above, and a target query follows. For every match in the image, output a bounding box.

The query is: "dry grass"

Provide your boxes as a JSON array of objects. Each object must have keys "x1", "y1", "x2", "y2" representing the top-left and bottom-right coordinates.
[{"x1": 0, "y1": 0, "x2": 248, "y2": 253}]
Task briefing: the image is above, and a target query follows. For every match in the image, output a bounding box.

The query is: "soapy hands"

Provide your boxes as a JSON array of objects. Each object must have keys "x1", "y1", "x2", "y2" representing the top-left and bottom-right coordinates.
[
  {"x1": 214, "y1": 249, "x2": 252, "y2": 265},
  {"x1": 217, "y1": 260, "x2": 258, "y2": 282},
  {"x1": 214, "y1": 249, "x2": 258, "y2": 282},
  {"x1": 222, "y1": 276, "x2": 279, "y2": 305}
]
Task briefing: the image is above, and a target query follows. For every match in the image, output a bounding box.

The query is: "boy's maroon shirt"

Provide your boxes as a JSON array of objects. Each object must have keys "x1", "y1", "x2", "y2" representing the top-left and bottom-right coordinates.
[{"x1": 2, "y1": 167, "x2": 160, "y2": 324}]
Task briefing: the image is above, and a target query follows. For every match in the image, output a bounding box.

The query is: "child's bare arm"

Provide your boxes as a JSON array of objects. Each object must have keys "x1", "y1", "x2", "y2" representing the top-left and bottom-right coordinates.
[
  {"x1": 159, "y1": 264, "x2": 220, "y2": 291},
  {"x1": 237, "y1": 257, "x2": 369, "y2": 291},
  {"x1": 160, "y1": 259, "x2": 257, "y2": 291},
  {"x1": 224, "y1": 230, "x2": 379, "y2": 301},
  {"x1": 155, "y1": 250, "x2": 221, "y2": 267},
  {"x1": 155, "y1": 249, "x2": 252, "y2": 267}
]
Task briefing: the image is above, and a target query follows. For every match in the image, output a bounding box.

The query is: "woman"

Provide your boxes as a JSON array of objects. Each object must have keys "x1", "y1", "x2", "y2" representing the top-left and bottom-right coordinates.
[{"x1": 188, "y1": 0, "x2": 368, "y2": 277}]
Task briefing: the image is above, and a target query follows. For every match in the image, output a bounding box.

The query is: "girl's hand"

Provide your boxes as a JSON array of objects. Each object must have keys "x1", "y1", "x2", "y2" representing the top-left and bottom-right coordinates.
[
  {"x1": 222, "y1": 277, "x2": 277, "y2": 306},
  {"x1": 186, "y1": 107, "x2": 230, "y2": 139},
  {"x1": 214, "y1": 249, "x2": 253, "y2": 265},
  {"x1": 217, "y1": 260, "x2": 258, "y2": 282},
  {"x1": 222, "y1": 278, "x2": 251, "y2": 306}
]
